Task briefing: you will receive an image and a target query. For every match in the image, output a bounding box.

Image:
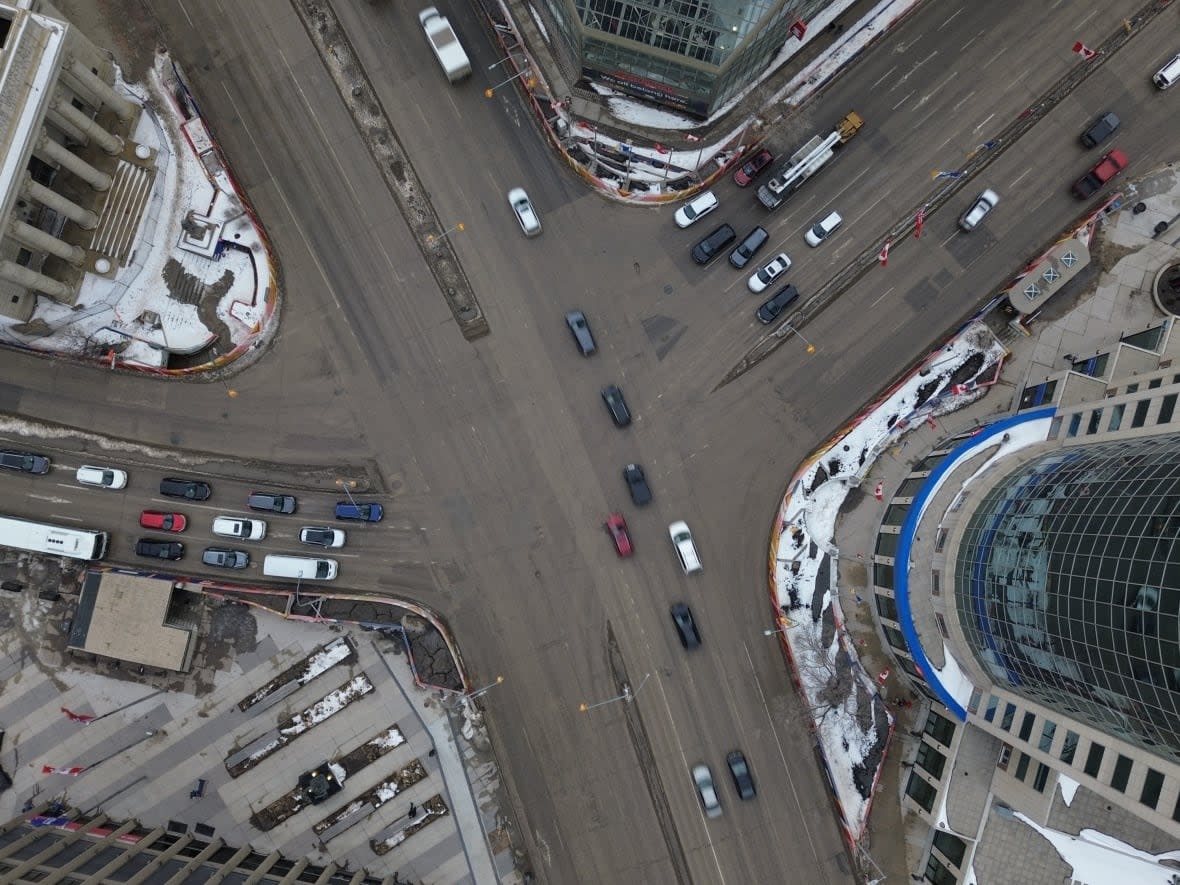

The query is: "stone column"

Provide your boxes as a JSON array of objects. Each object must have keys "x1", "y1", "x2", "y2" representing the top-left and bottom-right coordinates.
[
  {"x1": 23, "y1": 177, "x2": 99, "y2": 229},
  {"x1": 9, "y1": 219, "x2": 86, "y2": 265},
  {"x1": 64, "y1": 56, "x2": 136, "y2": 122},
  {"x1": 34, "y1": 135, "x2": 113, "y2": 191},
  {"x1": 49, "y1": 98, "x2": 122, "y2": 155},
  {"x1": 0, "y1": 259, "x2": 72, "y2": 301}
]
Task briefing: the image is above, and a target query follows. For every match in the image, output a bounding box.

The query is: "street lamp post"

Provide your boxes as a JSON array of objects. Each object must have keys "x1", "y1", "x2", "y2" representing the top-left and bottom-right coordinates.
[
  {"x1": 578, "y1": 672, "x2": 651, "y2": 712},
  {"x1": 784, "y1": 322, "x2": 816, "y2": 354},
  {"x1": 467, "y1": 675, "x2": 505, "y2": 700},
  {"x1": 335, "y1": 478, "x2": 359, "y2": 508},
  {"x1": 485, "y1": 69, "x2": 531, "y2": 98},
  {"x1": 426, "y1": 222, "x2": 465, "y2": 246}
]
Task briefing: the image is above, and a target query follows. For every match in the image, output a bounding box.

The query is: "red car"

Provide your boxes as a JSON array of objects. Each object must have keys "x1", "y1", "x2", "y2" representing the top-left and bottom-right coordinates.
[
  {"x1": 733, "y1": 149, "x2": 774, "y2": 187},
  {"x1": 605, "y1": 513, "x2": 633, "y2": 557},
  {"x1": 1072, "y1": 149, "x2": 1129, "y2": 199},
  {"x1": 140, "y1": 510, "x2": 187, "y2": 533}
]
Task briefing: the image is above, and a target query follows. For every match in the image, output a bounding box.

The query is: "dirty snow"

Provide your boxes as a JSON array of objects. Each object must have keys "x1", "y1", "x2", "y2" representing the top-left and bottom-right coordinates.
[
  {"x1": 280, "y1": 675, "x2": 373, "y2": 736},
  {"x1": 1014, "y1": 814, "x2": 1180, "y2": 885},
  {"x1": 373, "y1": 727, "x2": 406, "y2": 750}
]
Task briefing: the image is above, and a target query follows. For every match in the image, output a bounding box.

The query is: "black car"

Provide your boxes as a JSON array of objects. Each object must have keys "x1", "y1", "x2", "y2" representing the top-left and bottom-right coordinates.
[
  {"x1": 1080, "y1": 111, "x2": 1120, "y2": 149},
  {"x1": 565, "y1": 310, "x2": 596, "y2": 356},
  {"x1": 248, "y1": 491, "x2": 297, "y2": 514},
  {"x1": 202, "y1": 547, "x2": 249, "y2": 569},
  {"x1": 136, "y1": 538, "x2": 184, "y2": 560},
  {"x1": 0, "y1": 450, "x2": 50, "y2": 475},
  {"x1": 670, "y1": 602, "x2": 701, "y2": 649},
  {"x1": 756, "y1": 284, "x2": 800, "y2": 324},
  {"x1": 691, "y1": 223, "x2": 736, "y2": 265},
  {"x1": 726, "y1": 750, "x2": 756, "y2": 800},
  {"x1": 601, "y1": 385, "x2": 632, "y2": 427},
  {"x1": 728, "y1": 226, "x2": 769, "y2": 269},
  {"x1": 160, "y1": 477, "x2": 211, "y2": 500},
  {"x1": 623, "y1": 463, "x2": 652, "y2": 506}
]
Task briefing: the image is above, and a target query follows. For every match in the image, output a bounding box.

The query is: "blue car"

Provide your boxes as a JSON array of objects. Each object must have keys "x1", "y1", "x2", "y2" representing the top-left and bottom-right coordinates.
[{"x1": 335, "y1": 502, "x2": 384, "y2": 522}]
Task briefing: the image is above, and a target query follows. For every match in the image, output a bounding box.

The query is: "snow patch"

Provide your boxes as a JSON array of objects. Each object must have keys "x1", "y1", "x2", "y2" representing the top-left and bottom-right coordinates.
[{"x1": 1014, "y1": 814, "x2": 1180, "y2": 885}]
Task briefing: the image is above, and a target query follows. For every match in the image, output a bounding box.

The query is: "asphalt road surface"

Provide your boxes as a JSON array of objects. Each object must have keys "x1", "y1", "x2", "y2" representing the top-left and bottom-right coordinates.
[{"x1": 8, "y1": 0, "x2": 1177, "y2": 881}]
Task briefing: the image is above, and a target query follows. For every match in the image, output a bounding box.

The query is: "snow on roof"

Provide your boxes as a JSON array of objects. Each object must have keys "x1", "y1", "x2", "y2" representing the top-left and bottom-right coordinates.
[{"x1": 1014, "y1": 814, "x2": 1180, "y2": 885}]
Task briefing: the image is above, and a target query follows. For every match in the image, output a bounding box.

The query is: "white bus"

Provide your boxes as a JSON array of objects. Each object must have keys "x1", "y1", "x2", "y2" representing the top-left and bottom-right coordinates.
[{"x1": 0, "y1": 514, "x2": 108, "y2": 561}]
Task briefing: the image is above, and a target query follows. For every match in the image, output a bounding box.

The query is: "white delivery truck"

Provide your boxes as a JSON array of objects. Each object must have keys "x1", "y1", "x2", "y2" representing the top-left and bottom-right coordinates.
[{"x1": 419, "y1": 7, "x2": 472, "y2": 83}]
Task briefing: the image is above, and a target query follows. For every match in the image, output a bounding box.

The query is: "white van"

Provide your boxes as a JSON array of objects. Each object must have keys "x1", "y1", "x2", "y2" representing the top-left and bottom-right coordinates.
[
  {"x1": 1154, "y1": 52, "x2": 1180, "y2": 89},
  {"x1": 668, "y1": 521, "x2": 703, "y2": 574},
  {"x1": 805, "y1": 211, "x2": 843, "y2": 247},
  {"x1": 263, "y1": 554, "x2": 338, "y2": 581}
]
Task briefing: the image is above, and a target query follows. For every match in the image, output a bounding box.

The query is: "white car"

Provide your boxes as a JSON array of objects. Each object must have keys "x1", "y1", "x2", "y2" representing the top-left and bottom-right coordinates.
[
  {"x1": 76, "y1": 465, "x2": 127, "y2": 489},
  {"x1": 668, "y1": 521, "x2": 702, "y2": 574},
  {"x1": 958, "y1": 189, "x2": 999, "y2": 231},
  {"x1": 212, "y1": 515, "x2": 267, "y2": 541},
  {"x1": 748, "y1": 252, "x2": 792, "y2": 293},
  {"x1": 805, "y1": 210, "x2": 843, "y2": 247},
  {"x1": 508, "y1": 187, "x2": 541, "y2": 237},
  {"x1": 300, "y1": 526, "x2": 346, "y2": 548},
  {"x1": 692, "y1": 763, "x2": 722, "y2": 818},
  {"x1": 673, "y1": 191, "x2": 718, "y2": 228}
]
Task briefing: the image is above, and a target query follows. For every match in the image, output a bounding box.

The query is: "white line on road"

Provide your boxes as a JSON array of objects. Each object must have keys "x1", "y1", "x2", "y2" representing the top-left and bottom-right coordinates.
[
  {"x1": 974, "y1": 113, "x2": 995, "y2": 134},
  {"x1": 960, "y1": 34, "x2": 980, "y2": 52},
  {"x1": 871, "y1": 66, "x2": 897, "y2": 89},
  {"x1": 870, "y1": 286, "x2": 897, "y2": 309},
  {"x1": 892, "y1": 90, "x2": 914, "y2": 111},
  {"x1": 953, "y1": 91, "x2": 976, "y2": 114},
  {"x1": 48, "y1": 513, "x2": 83, "y2": 523},
  {"x1": 938, "y1": 8, "x2": 964, "y2": 30},
  {"x1": 28, "y1": 494, "x2": 73, "y2": 505}
]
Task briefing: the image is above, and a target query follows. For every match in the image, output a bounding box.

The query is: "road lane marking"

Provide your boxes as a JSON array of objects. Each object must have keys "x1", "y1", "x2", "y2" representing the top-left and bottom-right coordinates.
[
  {"x1": 891, "y1": 90, "x2": 914, "y2": 111},
  {"x1": 871, "y1": 67, "x2": 897, "y2": 89},
  {"x1": 870, "y1": 286, "x2": 896, "y2": 309},
  {"x1": 937, "y1": 8, "x2": 964, "y2": 30}
]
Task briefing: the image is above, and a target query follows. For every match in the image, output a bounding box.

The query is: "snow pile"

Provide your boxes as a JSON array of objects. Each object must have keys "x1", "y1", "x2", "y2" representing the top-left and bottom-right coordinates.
[
  {"x1": 769, "y1": 321, "x2": 1008, "y2": 839},
  {"x1": 373, "y1": 727, "x2": 407, "y2": 750},
  {"x1": 280, "y1": 675, "x2": 373, "y2": 736},
  {"x1": 303, "y1": 638, "x2": 354, "y2": 682},
  {"x1": 1014, "y1": 814, "x2": 1180, "y2": 885}
]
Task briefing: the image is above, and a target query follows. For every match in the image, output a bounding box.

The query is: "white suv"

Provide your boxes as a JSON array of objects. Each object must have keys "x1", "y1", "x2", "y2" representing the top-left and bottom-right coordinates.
[
  {"x1": 76, "y1": 465, "x2": 127, "y2": 489},
  {"x1": 212, "y1": 515, "x2": 267, "y2": 541},
  {"x1": 668, "y1": 521, "x2": 703, "y2": 574}
]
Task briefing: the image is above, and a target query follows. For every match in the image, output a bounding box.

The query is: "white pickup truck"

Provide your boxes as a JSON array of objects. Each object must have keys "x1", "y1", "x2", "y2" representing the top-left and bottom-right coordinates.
[{"x1": 418, "y1": 7, "x2": 472, "y2": 83}]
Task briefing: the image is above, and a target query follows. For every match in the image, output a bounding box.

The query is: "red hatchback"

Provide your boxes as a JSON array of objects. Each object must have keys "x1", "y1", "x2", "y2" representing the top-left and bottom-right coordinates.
[
  {"x1": 605, "y1": 513, "x2": 633, "y2": 557},
  {"x1": 140, "y1": 510, "x2": 187, "y2": 533},
  {"x1": 733, "y1": 149, "x2": 774, "y2": 187}
]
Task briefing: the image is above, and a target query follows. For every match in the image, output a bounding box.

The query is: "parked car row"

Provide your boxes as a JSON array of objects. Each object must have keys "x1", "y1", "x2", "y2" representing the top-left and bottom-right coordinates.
[{"x1": 1, "y1": 449, "x2": 129, "y2": 489}]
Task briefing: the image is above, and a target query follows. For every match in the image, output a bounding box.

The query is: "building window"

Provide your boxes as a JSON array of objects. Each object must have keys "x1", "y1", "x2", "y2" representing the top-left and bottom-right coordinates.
[
  {"x1": 924, "y1": 711, "x2": 956, "y2": 746},
  {"x1": 883, "y1": 625, "x2": 907, "y2": 650},
  {"x1": 923, "y1": 853, "x2": 958, "y2": 885},
  {"x1": 875, "y1": 532, "x2": 900, "y2": 557},
  {"x1": 1140, "y1": 768, "x2": 1164, "y2": 810},
  {"x1": 934, "y1": 612, "x2": 949, "y2": 638},
  {"x1": 1018, "y1": 711, "x2": 1035, "y2": 742},
  {"x1": 997, "y1": 744, "x2": 1012, "y2": 771},
  {"x1": 1084, "y1": 742, "x2": 1105, "y2": 777},
  {"x1": 1000, "y1": 703, "x2": 1016, "y2": 731},
  {"x1": 1033, "y1": 762, "x2": 1050, "y2": 793},
  {"x1": 983, "y1": 696, "x2": 999, "y2": 723},
  {"x1": 968, "y1": 688, "x2": 982, "y2": 714},
  {"x1": 1131, "y1": 399, "x2": 1151, "y2": 427},
  {"x1": 1174, "y1": 791, "x2": 1180, "y2": 824},
  {"x1": 873, "y1": 562, "x2": 894, "y2": 588},
  {"x1": 1086, "y1": 409, "x2": 1102, "y2": 434},
  {"x1": 905, "y1": 771, "x2": 937, "y2": 812},
  {"x1": 932, "y1": 831, "x2": 966, "y2": 868},
  {"x1": 1014, "y1": 752, "x2": 1031, "y2": 781},
  {"x1": 875, "y1": 593, "x2": 898, "y2": 621},
  {"x1": 1059, "y1": 730, "x2": 1079, "y2": 765},
  {"x1": 1107, "y1": 403, "x2": 1125, "y2": 431},
  {"x1": 931, "y1": 570, "x2": 940, "y2": 596},
  {"x1": 1066, "y1": 413, "x2": 1082, "y2": 437},
  {"x1": 916, "y1": 743, "x2": 947, "y2": 780},
  {"x1": 1148, "y1": 377, "x2": 1163, "y2": 389},
  {"x1": 1111, "y1": 754, "x2": 1133, "y2": 793},
  {"x1": 1126, "y1": 383, "x2": 1139, "y2": 393},
  {"x1": 934, "y1": 528, "x2": 947, "y2": 551},
  {"x1": 1039, "y1": 721, "x2": 1057, "y2": 753},
  {"x1": 1158, "y1": 393, "x2": 1177, "y2": 424}
]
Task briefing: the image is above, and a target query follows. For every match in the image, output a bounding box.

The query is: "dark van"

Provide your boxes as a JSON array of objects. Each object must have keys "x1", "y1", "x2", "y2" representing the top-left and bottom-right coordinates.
[
  {"x1": 728, "y1": 226, "x2": 769, "y2": 269},
  {"x1": 691, "y1": 223, "x2": 736, "y2": 265},
  {"x1": 335, "y1": 502, "x2": 384, "y2": 522},
  {"x1": 756, "y1": 284, "x2": 800, "y2": 324}
]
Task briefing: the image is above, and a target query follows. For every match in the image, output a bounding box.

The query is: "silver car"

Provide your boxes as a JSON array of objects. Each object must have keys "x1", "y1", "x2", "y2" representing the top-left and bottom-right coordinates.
[
  {"x1": 959, "y1": 189, "x2": 999, "y2": 231},
  {"x1": 508, "y1": 187, "x2": 541, "y2": 237},
  {"x1": 692, "y1": 763, "x2": 722, "y2": 818},
  {"x1": 748, "y1": 251, "x2": 791, "y2": 293}
]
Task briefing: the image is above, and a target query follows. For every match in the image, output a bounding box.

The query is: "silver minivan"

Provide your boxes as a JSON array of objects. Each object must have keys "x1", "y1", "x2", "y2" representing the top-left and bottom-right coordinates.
[
  {"x1": 1154, "y1": 52, "x2": 1180, "y2": 89},
  {"x1": 805, "y1": 210, "x2": 843, "y2": 247}
]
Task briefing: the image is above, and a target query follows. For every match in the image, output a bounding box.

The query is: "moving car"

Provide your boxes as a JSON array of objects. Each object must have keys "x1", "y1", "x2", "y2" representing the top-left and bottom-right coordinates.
[
  {"x1": 1079, "y1": 111, "x2": 1120, "y2": 148},
  {"x1": 958, "y1": 189, "x2": 999, "y2": 232},
  {"x1": 756, "y1": 284, "x2": 800, "y2": 325},
  {"x1": 135, "y1": 538, "x2": 184, "y2": 560},
  {"x1": 0, "y1": 450, "x2": 50, "y2": 474},
  {"x1": 248, "y1": 491, "x2": 297, "y2": 514},
  {"x1": 728, "y1": 226, "x2": 769, "y2": 269},
  {"x1": 160, "y1": 477, "x2": 211, "y2": 500},
  {"x1": 691, "y1": 223, "x2": 736, "y2": 265},
  {"x1": 605, "y1": 513, "x2": 633, "y2": 557},
  {"x1": 1072, "y1": 149, "x2": 1129, "y2": 198},
  {"x1": 335, "y1": 502, "x2": 384, "y2": 522},
  {"x1": 732, "y1": 148, "x2": 774, "y2": 187},
  {"x1": 140, "y1": 510, "x2": 187, "y2": 533},
  {"x1": 76, "y1": 465, "x2": 127, "y2": 489},
  {"x1": 668, "y1": 521, "x2": 702, "y2": 573},
  {"x1": 202, "y1": 547, "x2": 249, "y2": 569},
  {"x1": 300, "y1": 526, "x2": 346, "y2": 548},
  {"x1": 565, "y1": 310, "x2": 596, "y2": 356},
  {"x1": 804, "y1": 210, "x2": 843, "y2": 247},
  {"x1": 748, "y1": 252, "x2": 791, "y2": 294},
  {"x1": 601, "y1": 385, "x2": 632, "y2": 427},
  {"x1": 508, "y1": 187, "x2": 542, "y2": 237},
  {"x1": 623, "y1": 463, "x2": 652, "y2": 506},
  {"x1": 670, "y1": 602, "x2": 701, "y2": 648},
  {"x1": 212, "y1": 516, "x2": 267, "y2": 540},
  {"x1": 673, "y1": 190, "x2": 718, "y2": 228},
  {"x1": 1153, "y1": 51, "x2": 1180, "y2": 89},
  {"x1": 726, "y1": 750, "x2": 756, "y2": 800},
  {"x1": 692, "y1": 763, "x2": 722, "y2": 818}
]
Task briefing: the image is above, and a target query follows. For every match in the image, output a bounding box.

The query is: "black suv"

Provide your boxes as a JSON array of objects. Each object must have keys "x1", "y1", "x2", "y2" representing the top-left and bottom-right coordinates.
[
  {"x1": 0, "y1": 450, "x2": 50, "y2": 475},
  {"x1": 623, "y1": 463, "x2": 652, "y2": 506},
  {"x1": 726, "y1": 751, "x2": 756, "y2": 800},
  {"x1": 159, "y1": 477, "x2": 211, "y2": 500},
  {"x1": 202, "y1": 547, "x2": 249, "y2": 569},
  {"x1": 1080, "y1": 111, "x2": 1120, "y2": 149},
  {"x1": 601, "y1": 385, "x2": 632, "y2": 427},
  {"x1": 670, "y1": 602, "x2": 701, "y2": 649},
  {"x1": 248, "y1": 491, "x2": 297, "y2": 514},
  {"x1": 136, "y1": 538, "x2": 184, "y2": 560},
  {"x1": 728, "y1": 226, "x2": 769, "y2": 269},
  {"x1": 691, "y1": 223, "x2": 736, "y2": 265},
  {"x1": 756, "y1": 284, "x2": 800, "y2": 324},
  {"x1": 565, "y1": 310, "x2": 596, "y2": 356}
]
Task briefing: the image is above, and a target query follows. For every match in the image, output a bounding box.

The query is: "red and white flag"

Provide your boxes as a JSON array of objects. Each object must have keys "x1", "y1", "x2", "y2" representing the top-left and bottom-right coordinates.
[
  {"x1": 61, "y1": 707, "x2": 95, "y2": 724},
  {"x1": 42, "y1": 765, "x2": 85, "y2": 776},
  {"x1": 878, "y1": 241, "x2": 890, "y2": 266},
  {"x1": 1072, "y1": 41, "x2": 1097, "y2": 60},
  {"x1": 914, "y1": 206, "x2": 925, "y2": 239}
]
